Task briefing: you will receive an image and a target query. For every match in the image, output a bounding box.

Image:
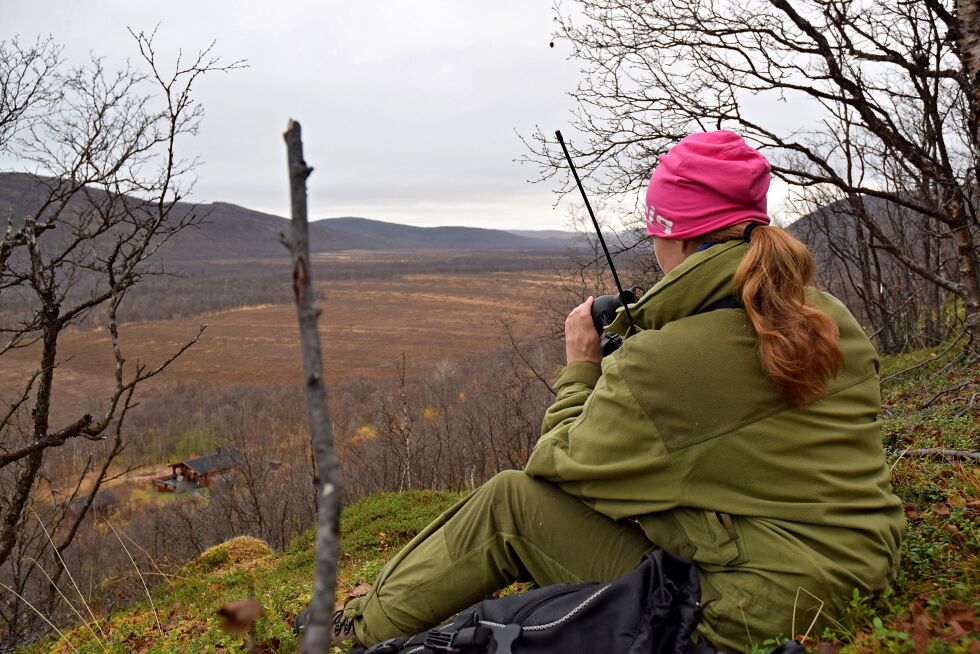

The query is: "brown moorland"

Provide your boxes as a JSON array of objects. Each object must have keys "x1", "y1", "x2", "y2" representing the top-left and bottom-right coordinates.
[{"x1": 0, "y1": 261, "x2": 564, "y2": 421}]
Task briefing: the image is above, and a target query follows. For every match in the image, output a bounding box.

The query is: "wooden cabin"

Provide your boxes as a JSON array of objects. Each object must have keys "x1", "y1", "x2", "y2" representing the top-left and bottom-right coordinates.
[{"x1": 153, "y1": 447, "x2": 245, "y2": 493}]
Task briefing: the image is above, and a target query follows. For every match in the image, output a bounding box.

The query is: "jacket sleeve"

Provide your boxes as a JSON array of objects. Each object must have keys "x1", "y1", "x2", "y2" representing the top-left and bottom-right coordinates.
[
  {"x1": 538, "y1": 361, "x2": 603, "y2": 437},
  {"x1": 524, "y1": 355, "x2": 676, "y2": 496}
]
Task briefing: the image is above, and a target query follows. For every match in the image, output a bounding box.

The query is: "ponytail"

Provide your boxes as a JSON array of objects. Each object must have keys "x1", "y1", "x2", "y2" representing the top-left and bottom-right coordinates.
[{"x1": 701, "y1": 224, "x2": 844, "y2": 406}]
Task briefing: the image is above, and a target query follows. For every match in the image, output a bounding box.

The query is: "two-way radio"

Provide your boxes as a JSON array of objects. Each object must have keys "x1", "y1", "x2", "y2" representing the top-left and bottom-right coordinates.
[{"x1": 555, "y1": 130, "x2": 639, "y2": 347}]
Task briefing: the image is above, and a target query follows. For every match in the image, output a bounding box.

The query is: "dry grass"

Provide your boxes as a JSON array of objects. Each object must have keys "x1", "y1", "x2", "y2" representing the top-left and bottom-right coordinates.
[{"x1": 0, "y1": 267, "x2": 563, "y2": 422}]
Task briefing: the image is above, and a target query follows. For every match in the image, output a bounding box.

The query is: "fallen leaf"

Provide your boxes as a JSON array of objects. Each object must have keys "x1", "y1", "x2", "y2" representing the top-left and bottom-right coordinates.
[
  {"x1": 942, "y1": 524, "x2": 960, "y2": 537},
  {"x1": 931, "y1": 502, "x2": 950, "y2": 516},
  {"x1": 217, "y1": 598, "x2": 264, "y2": 634},
  {"x1": 950, "y1": 619, "x2": 969, "y2": 637},
  {"x1": 905, "y1": 601, "x2": 933, "y2": 650},
  {"x1": 943, "y1": 602, "x2": 977, "y2": 637}
]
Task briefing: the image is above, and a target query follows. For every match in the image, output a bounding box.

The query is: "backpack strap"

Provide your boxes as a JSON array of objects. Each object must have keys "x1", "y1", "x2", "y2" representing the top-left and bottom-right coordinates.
[{"x1": 694, "y1": 296, "x2": 743, "y2": 315}]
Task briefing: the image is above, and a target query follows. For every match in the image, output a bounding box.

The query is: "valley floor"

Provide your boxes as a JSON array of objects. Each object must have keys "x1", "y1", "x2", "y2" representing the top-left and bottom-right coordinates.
[{"x1": 0, "y1": 267, "x2": 563, "y2": 423}]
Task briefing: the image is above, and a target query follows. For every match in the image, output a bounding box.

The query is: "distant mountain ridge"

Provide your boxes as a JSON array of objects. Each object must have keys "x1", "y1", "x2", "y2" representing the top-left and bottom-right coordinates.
[
  {"x1": 0, "y1": 173, "x2": 578, "y2": 262},
  {"x1": 507, "y1": 229, "x2": 581, "y2": 241},
  {"x1": 311, "y1": 216, "x2": 570, "y2": 252}
]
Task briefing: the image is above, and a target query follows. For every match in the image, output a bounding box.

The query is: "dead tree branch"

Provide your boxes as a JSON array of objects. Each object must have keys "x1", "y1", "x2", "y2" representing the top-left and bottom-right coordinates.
[
  {"x1": 282, "y1": 119, "x2": 342, "y2": 654},
  {"x1": 524, "y1": 0, "x2": 980, "y2": 340}
]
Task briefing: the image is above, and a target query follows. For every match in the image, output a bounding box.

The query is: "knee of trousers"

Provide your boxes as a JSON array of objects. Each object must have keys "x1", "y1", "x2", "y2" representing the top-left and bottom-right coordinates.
[
  {"x1": 483, "y1": 469, "x2": 540, "y2": 504},
  {"x1": 476, "y1": 470, "x2": 551, "y2": 533}
]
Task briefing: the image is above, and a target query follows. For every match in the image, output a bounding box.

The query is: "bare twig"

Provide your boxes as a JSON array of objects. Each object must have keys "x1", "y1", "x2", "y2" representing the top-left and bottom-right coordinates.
[
  {"x1": 917, "y1": 381, "x2": 973, "y2": 410},
  {"x1": 282, "y1": 119, "x2": 342, "y2": 653},
  {"x1": 104, "y1": 519, "x2": 163, "y2": 636},
  {"x1": 954, "y1": 393, "x2": 978, "y2": 418},
  {"x1": 895, "y1": 448, "x2": 980, "y2": 462},
  {"x1": 499, "y1": 319, "x2": 556, "y2": 396},
  {"x1": 0, "y1": 581, "x2": 79, "y2": 654},
  {"x1": 31, "y1": 509, "x2": 107, "y2": 643},
  {"x1": 880, "y1": 332, "x2": 967, "y2": 384}
]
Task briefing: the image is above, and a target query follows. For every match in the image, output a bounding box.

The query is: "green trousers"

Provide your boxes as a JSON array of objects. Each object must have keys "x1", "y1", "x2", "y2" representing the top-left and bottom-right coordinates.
[{"x1": 345, "y1": 470, "x2": 654, "y2": 646}]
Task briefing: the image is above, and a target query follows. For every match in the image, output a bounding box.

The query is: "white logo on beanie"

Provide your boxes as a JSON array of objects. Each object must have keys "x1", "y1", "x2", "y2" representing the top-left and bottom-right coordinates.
[{"x1": 646, "y1": 205, "x2": 673, "y2": 235}]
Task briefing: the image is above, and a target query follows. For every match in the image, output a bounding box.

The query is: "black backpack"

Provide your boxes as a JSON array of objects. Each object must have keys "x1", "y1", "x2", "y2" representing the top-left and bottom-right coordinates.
[{"x1": 348, "y1": 549, "x2": 807, "y2": 654}]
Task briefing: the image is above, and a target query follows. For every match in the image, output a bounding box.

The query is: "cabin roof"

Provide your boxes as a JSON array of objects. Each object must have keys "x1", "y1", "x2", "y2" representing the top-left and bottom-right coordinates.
[{"x1": 180, "y1": 448, "x2": 245, "y2": 475}]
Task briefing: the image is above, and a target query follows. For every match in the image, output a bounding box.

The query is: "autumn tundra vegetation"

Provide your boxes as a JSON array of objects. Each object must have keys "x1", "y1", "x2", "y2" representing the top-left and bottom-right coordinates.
[{"x1": 1, "y1": 1, "x2": 979, "y2": 653}]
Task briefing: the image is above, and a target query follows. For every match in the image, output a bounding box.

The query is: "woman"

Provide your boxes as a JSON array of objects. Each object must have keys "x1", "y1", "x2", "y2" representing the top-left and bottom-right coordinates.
[{"x1": 336, "y1": 131, "x2": 904, "y2": 652}]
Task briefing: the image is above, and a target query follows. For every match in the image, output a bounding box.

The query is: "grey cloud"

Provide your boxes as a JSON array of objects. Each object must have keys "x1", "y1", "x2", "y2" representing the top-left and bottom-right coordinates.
[{"x1": 2, "y1": 0, "x2": 584, "y2": 230}]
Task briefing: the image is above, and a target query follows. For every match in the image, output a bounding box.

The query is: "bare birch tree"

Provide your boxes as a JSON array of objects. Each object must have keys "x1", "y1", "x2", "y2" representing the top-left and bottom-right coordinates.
[
  {"x1": 526, "y1": 0, "x2": 980, "y2": 341},
  {"x1": 0, "y1": 30, "x2": 240, "y2": 644}
]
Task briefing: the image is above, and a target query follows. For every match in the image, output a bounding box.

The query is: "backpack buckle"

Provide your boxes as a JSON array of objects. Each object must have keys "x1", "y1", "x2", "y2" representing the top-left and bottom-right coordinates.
[
  {"x1": 489, "y1": 624, "x2": 521, "y2": 654},
  {"x1": 422, "y1": 629, "x2": 457, "y2": 651},
  {"x1": 422, "y1": 625, "x2": 493, "y2": 653}
]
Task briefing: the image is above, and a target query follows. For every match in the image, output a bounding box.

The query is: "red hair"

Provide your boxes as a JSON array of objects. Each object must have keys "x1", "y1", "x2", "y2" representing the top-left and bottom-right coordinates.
[{"x1": 703, "y1": 224, "x2": 844, "y2": 406}]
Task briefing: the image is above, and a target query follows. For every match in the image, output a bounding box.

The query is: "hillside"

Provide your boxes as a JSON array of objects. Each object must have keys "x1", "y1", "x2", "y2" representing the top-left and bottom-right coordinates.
[
  {"x1": 310, "y1": 217, "x2": 568, "y2": 252},
  {"x1": 0, "y1": 173, "x2": 576, "y2": 263},
  {"x1": 16, "y1": 347, "x2": 979, "y2": 654}
]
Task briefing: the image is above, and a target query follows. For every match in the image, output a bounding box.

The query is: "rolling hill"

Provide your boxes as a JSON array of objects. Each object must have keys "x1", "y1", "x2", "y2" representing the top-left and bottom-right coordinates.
[{"x1": 0, "y1": 173, "x2": 577, "y2": 262}]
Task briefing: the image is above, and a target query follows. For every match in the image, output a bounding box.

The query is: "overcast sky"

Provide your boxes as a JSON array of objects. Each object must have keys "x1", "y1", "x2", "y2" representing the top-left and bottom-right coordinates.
[
  {"x1": 2, "y1": 1, "x2": 605, "y2": 229},
  {"x1": 3, "y1": 1, "x2": 804, "y2": 232}
]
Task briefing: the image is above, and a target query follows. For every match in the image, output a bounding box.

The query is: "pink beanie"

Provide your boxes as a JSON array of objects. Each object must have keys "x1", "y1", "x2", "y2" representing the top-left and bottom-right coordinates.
[{"x1": 645, "y1": 130, "x2": 771, "y2": 240}]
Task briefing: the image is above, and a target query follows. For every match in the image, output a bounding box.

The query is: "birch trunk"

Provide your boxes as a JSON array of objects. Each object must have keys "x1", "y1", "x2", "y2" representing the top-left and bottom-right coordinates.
[{"x1": 956, "y1": 0, "x2": 980, "y2": 330}]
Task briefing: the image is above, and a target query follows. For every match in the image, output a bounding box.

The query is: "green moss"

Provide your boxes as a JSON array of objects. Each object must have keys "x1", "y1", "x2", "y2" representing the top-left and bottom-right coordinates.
[
  {"x1": 193, "y1": 536, "x2": 274, "y2": 573},
  {"x1": 19, "y1": 490, "x2": 460, "y2": 654},
  {"x1": 819, "y1": 344, "x2": 979, "y2": 653}
]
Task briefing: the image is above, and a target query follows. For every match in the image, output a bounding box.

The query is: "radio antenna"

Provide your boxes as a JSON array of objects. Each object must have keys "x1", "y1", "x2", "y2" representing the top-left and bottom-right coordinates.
[{"x1": 555, "y1": 130, "x2": 637, "y2": 336}]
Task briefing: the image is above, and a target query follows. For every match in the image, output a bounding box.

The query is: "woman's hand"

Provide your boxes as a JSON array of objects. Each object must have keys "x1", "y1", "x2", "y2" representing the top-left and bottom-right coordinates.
[{"x1": 565, "y1": 296, "x2": 602, "y2": 365}]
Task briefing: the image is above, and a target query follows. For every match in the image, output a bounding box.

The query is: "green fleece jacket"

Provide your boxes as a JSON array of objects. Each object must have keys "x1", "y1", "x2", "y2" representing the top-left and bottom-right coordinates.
[{"x1": 524, "y1": 241, "x2": 904, "y2": 651}]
